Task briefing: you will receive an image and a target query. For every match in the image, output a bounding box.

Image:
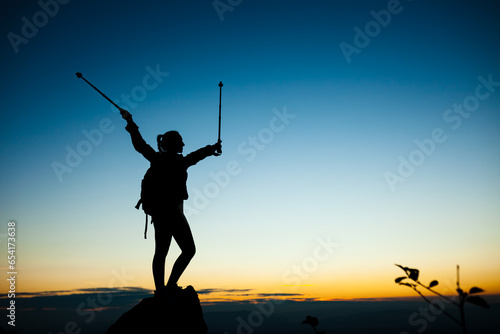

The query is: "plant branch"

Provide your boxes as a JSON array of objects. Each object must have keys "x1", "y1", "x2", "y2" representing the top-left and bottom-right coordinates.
[
  {"x1": 415, "y1": 280, "x2": 459, "y2": 306},
  {"x1": 412, "y1": 287, "x2": 462, "y2": 326}
]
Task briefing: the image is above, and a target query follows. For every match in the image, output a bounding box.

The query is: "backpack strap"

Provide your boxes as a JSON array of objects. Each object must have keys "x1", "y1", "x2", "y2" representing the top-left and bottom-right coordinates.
[
  {"x1": 135, "y1": 199, "x2": 152, "y2": 239},
  {"x1": 135, "y1": 199, "x2": 142, "y2": 210}
]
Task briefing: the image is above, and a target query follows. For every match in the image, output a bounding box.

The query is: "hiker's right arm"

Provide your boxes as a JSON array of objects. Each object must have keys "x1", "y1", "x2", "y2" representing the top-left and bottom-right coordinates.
[{"x1": 121, "y1": 109, "x2": 156, "y2": 161}]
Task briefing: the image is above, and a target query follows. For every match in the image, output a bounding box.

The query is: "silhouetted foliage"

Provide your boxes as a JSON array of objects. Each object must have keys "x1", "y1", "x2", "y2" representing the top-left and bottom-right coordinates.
[
  {"x1": 302, "y1": 315, "x2": 326, "y2": 334},
  {"x1": 395, "y1": 264, "x2": 489, "y2": 334}
]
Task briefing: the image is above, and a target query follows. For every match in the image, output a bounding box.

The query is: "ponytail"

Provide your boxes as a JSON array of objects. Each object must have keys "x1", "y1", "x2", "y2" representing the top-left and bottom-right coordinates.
[
  {"x1": 157, "y1": 131, "x2": 182, "y2": 153},
  {"x1": 157, "y1": 134, "x2": 165, "y2": 153}
]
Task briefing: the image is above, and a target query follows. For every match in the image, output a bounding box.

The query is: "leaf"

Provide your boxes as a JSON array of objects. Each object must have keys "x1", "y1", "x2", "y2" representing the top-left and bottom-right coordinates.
[
  {"x1": 395, "y1": 264, "x2": 409, "y2": 275},
  {"x1": 395, "y1": 264, "x2": 419, "y2": 281},
  {"x1": 399, "y1": 282, "x2": 415, "y2": 288},
  {"x1": 395, "y1": 264, "x2": 406, "y2": 270},
  {"x1": 428, "y1": 280, "x2": 439, "y2": 288},
  {"x1": 408, "y1": 268, "x2": 420, "y2": 281},
  {"x1": 302, "y1": 316, "x2": 319, "y2": 327},
  {"x1": 469, "y1": 287, "x2": 484, "y2": 294},
  {"x1": 466, "y1": 296, "x2": 489, "y2": 309},
  {"x1": 395, "y1": 277, "x2": 406, "y2": 283}
]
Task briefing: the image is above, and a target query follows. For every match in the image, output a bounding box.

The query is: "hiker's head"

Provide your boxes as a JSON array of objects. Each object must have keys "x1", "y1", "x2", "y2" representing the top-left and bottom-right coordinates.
[{"x1": 158, "y1": 131, "x2": 184, "y2": 153}]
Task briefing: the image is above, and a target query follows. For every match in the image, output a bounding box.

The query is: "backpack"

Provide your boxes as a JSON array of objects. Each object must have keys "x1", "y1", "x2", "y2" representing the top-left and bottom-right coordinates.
[
  {"x1": 134, "y1": 154, "x2": 188, "y2": 239},
  {"x1": 135, "y1": 166, "x2": 162, "y2": 239}
]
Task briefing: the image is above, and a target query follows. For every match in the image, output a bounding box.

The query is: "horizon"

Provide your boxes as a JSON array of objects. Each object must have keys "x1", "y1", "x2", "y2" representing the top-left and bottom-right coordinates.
[
  {"x1": 1, "y1": 0, "x2": 500, "y2": 332},
  {"x1": 3, "y1": 288, "x2": 500, "y2": 333},
  {"x1": 7, "y1": 285, "x2": 500, "y2": 303}
]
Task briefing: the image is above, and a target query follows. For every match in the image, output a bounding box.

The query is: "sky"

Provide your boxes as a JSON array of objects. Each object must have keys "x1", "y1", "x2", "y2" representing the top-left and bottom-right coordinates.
[{"x1": 1, "y1": 0, "x2": 500, "y2": 308}]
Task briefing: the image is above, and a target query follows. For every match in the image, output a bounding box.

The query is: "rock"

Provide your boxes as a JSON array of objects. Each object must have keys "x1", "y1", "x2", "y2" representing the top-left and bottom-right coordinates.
[{"x1": 106, "y1": 285, "x2": 208, "y2": 334}]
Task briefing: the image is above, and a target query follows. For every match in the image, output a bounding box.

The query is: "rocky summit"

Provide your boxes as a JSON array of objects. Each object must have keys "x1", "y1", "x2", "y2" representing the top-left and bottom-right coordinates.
[{"x1": 106, "y1": 285, "x2": 208, "y2": 334}]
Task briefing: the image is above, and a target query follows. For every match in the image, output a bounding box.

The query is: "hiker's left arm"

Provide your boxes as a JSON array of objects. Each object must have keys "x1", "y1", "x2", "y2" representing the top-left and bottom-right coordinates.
[{"x1": 184, "y1": 141, "x2": 221, "y2": 167}]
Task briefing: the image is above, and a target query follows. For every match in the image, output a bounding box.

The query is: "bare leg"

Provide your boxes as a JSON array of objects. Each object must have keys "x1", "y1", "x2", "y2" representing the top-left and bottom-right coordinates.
[
  {"x1": 152, "y1": 218, "x2": 173, "y2": 292},
  {"x1": 166, "y1": 204, "x2": 196, "y2": 288}
]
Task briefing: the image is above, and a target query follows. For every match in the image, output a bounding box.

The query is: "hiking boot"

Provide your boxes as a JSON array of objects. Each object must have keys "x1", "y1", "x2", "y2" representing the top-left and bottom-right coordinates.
[
  {"x1": 154, "y1": 286, "x2": 168, "y2": 299},
  {"x1": 165, "y1": 284, "x2": 184, "y2": 296}
]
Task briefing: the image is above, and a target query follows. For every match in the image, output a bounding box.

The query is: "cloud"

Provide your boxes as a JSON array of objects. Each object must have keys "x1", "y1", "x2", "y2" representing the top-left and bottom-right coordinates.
[
  {"x1": 5, "y1": 287, "x2": 310, "y2": 306},
  {"x1": 256, "y1": 293, "x2": 304, "y2": 297},
  {"x1": 194, "y1": 288, "x2": 311, "y2": 304},
  {"x1": 9, "y1": 286, "x2": 152, "y2": 299},
  {"x1": 197, "y1": 288, "x2": 254, "y2": 295}
]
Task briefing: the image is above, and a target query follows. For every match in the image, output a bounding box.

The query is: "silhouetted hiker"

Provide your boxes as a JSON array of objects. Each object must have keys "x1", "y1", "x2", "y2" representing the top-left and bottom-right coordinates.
[{"x1": 120, "y1": 108, "x2": 221, "y2": 299}]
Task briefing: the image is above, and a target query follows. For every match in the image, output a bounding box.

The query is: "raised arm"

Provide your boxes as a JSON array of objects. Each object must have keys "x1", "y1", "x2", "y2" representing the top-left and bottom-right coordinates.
[
  {"x1": 184, "y1": 141, "x2": 222, "y2": 168},
  {"x1": 121, "y1": 109, "x2": 157, "y2": 162}
]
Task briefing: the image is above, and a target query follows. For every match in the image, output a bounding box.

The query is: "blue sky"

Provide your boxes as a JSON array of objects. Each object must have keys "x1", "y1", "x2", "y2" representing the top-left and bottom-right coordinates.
[{"x1": 1, "y1": 0, "x2": 500, "y2": 304}]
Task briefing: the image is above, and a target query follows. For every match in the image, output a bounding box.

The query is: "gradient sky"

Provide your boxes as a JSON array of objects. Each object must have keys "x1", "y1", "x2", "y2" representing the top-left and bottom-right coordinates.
[{"x1": 1, "y1": 0, "x2": 499, "y2": 303}]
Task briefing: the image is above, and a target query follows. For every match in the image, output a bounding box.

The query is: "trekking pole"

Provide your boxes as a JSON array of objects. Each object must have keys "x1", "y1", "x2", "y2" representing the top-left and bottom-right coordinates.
[
  {"x1": 217, "y1": 81, "x2": 223, "y2": 155},
  {"x1": 75, "y1": 72, "x2": 122, "y2": 111}
]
